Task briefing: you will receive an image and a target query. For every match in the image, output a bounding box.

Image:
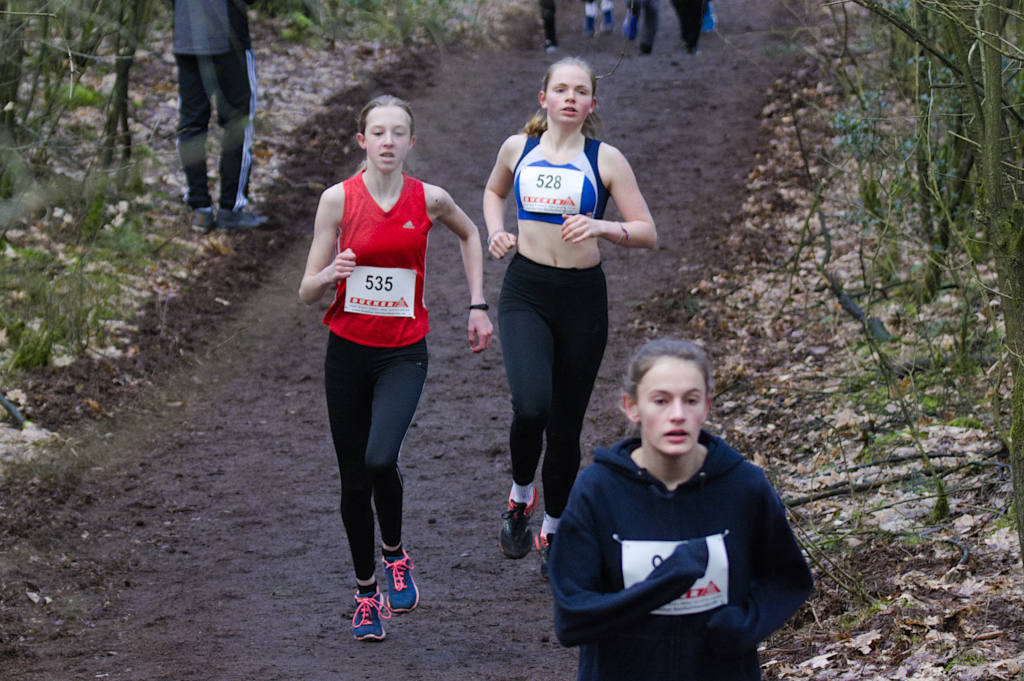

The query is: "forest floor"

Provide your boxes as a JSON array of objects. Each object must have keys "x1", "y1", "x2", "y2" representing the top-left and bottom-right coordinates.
[{"x1": 1, "y1": 0, "x2": 1022, "y2": 680}]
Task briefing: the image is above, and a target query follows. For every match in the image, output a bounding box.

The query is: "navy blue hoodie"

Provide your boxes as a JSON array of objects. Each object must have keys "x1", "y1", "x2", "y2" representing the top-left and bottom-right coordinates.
[{"x1": 549, "y1": 432, "x2": 812, "y2": 681}]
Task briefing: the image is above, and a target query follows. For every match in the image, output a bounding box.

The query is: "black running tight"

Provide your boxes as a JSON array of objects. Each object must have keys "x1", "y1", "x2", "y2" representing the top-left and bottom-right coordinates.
[
  {"x1": 324, "y1": 333, "x2": 427, "y2": 582},
  {"x1": 498, "y1": 253, "x2": 608, "y2": 519},
  {"x1": 670, "y1": 0, "x2": 708, "y2": 50}
]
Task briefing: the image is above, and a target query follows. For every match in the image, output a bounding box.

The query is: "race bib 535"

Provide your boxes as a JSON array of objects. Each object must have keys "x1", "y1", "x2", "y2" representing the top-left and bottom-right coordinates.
[{"x1": 344, "y1": 266, "x2": 416, "y2": 318}]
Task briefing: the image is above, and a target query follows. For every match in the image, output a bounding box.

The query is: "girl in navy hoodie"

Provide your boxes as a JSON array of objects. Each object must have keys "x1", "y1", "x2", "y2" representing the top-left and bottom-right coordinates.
[{"x1": 549, "y1": 339, "x2": 811, "y2": 680}]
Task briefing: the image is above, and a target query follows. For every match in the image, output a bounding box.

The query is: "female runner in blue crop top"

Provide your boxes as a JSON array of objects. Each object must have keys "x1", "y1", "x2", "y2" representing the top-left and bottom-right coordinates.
[{"x1": 483, "y1": 56, "x2": 657, "y2": 579}]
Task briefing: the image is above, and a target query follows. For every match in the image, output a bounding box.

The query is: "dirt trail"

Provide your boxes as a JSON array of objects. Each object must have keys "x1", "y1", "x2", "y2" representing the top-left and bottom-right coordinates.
[{"x1": 5, "y1": 2, "x2": 804, "y2": 678}]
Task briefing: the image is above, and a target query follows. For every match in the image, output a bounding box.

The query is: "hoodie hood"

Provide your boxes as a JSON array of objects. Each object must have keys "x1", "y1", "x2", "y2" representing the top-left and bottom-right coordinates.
[{"x1": 593, "y1": 430, "x2": 746, "y2": 491}]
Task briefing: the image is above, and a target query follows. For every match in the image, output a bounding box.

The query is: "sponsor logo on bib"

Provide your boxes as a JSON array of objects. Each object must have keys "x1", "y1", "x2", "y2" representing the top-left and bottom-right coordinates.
[
  {"x1": 345, "y1": 266, "x2": 417, "y2": 318},
  {"x1": 519, "y1": 166, "x2": 585, "y2": 216},
  {"x1": 620, "y1": 532, "x2": 730, "y2": 616}
]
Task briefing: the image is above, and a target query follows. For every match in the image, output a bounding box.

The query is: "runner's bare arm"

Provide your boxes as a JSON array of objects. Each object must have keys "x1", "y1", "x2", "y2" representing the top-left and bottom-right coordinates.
[
  {"x1": 561, "y1": 143, "x2": 657, "y2": 248},
  {"x1": 425, "y1": 184, "x2": 494, "y2": 353},
  {"x1": 482, "y1": 135, "x2": 525, "y2": 259},
  {"x1": 299, "y1": 184, "x2": 357, "y2": 305}
]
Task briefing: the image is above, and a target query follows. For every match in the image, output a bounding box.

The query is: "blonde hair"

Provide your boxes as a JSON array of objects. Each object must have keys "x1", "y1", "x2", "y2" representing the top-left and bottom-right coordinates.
[
  {"x1": 522, "y1": 57, "x2": 601, "y2": 138},
  {"x1": 622, "y1": 339, "x2": 715, "y2": 399}
]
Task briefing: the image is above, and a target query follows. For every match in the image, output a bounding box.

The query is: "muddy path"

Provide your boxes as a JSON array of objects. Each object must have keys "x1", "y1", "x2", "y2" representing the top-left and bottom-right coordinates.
[{"x1": 4, "y1": 1, "x2": 805, "y2": 678}]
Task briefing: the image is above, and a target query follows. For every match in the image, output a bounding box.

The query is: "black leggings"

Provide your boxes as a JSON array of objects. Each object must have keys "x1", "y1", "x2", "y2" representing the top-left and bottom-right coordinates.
[
  {"x1": 539, "y1": 0, "x2": 557, "y2": 45},
  {"x1": 670, "y1": 0, "x2": 707, "y2": 50},
  {"x1": 498, "y1": 254, "x2": 608, "y2": 519},
  {"x1": 324, "y1": 333, "x2": 428, "y2": 582}
]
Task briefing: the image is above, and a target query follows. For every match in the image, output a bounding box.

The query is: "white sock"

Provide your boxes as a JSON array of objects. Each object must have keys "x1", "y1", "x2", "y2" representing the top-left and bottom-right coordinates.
[
  {"x1": 541, "y1": 514, "x2": 560, "y2": 538},
  {"x1": 511, "y1": 482, "x2": 534, "y2": 505}
]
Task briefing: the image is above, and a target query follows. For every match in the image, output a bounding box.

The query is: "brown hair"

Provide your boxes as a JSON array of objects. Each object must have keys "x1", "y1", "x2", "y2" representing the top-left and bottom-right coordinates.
[
  {"x1": 522, "y1": 56, "x2": 601, "y2": 138},
  {"x1": 358, "y1": 94, "x2": 415, "y2": 136},
  {"x1": 622, "y1": 339, "x2": 715, "y2": 400},
  {"x1": 353, "y1": 94, "x2": 415, "y2": 176}
]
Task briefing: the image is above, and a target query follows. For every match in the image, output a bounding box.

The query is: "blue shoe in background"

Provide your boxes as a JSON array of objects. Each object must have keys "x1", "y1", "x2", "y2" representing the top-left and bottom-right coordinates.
[
  {"x1": 623, "y1": 13, "x2": 638, "y2": 40},
  {"x1": 702, "y1": 2, "x2": 715, "y2": 31}
]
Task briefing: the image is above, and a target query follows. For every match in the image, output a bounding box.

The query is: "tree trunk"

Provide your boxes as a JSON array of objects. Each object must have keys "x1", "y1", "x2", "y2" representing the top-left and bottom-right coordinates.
[
  {"x1": 101, "y1": 0, "x2": 149, "y2": 182},
  {"x1": 0, "y1": 1, "x2": 25, "y2": 136},
  {"x1": 976, "y1": 0, "x2": 1024, "y2": 561}
]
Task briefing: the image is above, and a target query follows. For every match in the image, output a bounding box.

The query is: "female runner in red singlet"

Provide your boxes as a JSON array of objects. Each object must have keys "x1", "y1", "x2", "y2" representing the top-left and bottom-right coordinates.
[{"x1": 299, "y1": 95, "x2": 492, "y2": 642}]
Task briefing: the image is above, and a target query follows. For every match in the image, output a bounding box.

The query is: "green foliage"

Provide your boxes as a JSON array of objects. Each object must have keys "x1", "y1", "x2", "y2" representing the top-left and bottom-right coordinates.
[
  {"x1": 0, "y1": 134, "x2": 31, "y2": 205},
  {"x1": 53, "y1": 83, "x2": 103, "y2": 109},
  {"x1": 832, "y1": 91, "x2": 889, "y2": 164},
  {"x1": 0, "y1": 248, "x2": 126, "y2": 372},
  {"x1": 252, "y1": 0, "x2": 321, "y2": 16},
  {"x1": 948, "y1": 416, "x2": 983, "y2": 429},
  {"x1": 944, "y1": 650, "x2": 988, "y2": 671},
  {"x1": 4, "y1": 319, "x2": 53, "y2": 371},
  {"x1": 282, "y1": 10, "x2": 317, "y2": 42}
]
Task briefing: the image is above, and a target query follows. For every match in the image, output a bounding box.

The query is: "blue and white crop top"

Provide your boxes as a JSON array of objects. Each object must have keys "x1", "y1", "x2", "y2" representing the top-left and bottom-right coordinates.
[{"x1": 513, "y1": 136, "x2": 609, "y2": 225}]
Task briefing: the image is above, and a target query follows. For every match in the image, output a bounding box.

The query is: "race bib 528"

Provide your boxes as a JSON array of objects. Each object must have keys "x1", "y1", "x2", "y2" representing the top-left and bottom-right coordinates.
[{"x1": 518, "y1": 166, "x2": 585, "y2": 215}]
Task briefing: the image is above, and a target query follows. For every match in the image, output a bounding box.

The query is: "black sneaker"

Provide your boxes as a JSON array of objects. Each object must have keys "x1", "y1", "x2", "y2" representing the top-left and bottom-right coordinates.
[
  {"x1": 536, "y1": 532, "x2": 554, "y2": 581},
  {"x1": 217, "y1": 209, "x2": 268, "y2": 231},
  {"x1": 192, "y1": 206, "x2": 216, "y2": 232},
  {"x1": 499, "y1": 488, "x2": 537, "y2": 559}
]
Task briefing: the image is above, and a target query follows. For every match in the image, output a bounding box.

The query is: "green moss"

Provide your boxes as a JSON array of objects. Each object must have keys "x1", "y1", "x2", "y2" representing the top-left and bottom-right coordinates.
[
  {"x1": 57, "y1": 83, "x2": 103, "y2": 109},
  {"x1": 944, "y1": 650, "x2": 988, "y2": 670},
  {"x1": 948, "y1": 416, "x2": 983, "y2": 429}
]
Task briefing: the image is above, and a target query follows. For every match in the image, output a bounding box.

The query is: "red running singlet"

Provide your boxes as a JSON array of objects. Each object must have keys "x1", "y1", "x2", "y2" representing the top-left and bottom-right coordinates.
[{"x1": 322, "y1": 172, "x2": 433, "y2": 347}]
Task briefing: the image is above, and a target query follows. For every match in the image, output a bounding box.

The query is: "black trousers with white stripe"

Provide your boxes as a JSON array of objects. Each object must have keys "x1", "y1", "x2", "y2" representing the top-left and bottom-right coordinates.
[{"x1": 175, "y1": 48, "x2": 256, "y2": 212}]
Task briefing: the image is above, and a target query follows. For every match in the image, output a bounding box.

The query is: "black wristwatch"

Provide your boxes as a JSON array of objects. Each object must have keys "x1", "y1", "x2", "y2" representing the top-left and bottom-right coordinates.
[{"x1": 468, "y1": 303, "x2": 489, "y2": 311}]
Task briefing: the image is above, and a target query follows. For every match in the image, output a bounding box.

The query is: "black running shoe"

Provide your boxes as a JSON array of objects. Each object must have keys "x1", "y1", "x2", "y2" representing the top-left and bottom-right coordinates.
[
  {"x1": 536, "y1": 532, "x2": 554, "y2": 581},
  {"x1": 499, "y1": 489, "x2": 537, "y2": 559}
]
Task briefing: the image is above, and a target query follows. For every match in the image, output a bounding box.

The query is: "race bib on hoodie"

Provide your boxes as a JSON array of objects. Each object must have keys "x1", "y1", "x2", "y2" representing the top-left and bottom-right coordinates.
[{"x1": 621, "y1": 532, "x2": 729, "y2": 616}]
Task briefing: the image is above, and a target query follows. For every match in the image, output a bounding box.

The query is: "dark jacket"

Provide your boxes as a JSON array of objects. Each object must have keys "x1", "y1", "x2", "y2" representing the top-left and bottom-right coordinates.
[
  {"x1": 549, "y1": 432, "x2": 813, "y2": 681},
  {"x1": 172, "y1": 0, "x2": 253, "y2": 55}
]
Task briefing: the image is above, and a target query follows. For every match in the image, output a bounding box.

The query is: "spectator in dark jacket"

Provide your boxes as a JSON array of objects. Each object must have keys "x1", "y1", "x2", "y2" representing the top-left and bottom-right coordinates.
[{"x1": 172, "y1": 0, "x2": 267, "y2": 231}]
